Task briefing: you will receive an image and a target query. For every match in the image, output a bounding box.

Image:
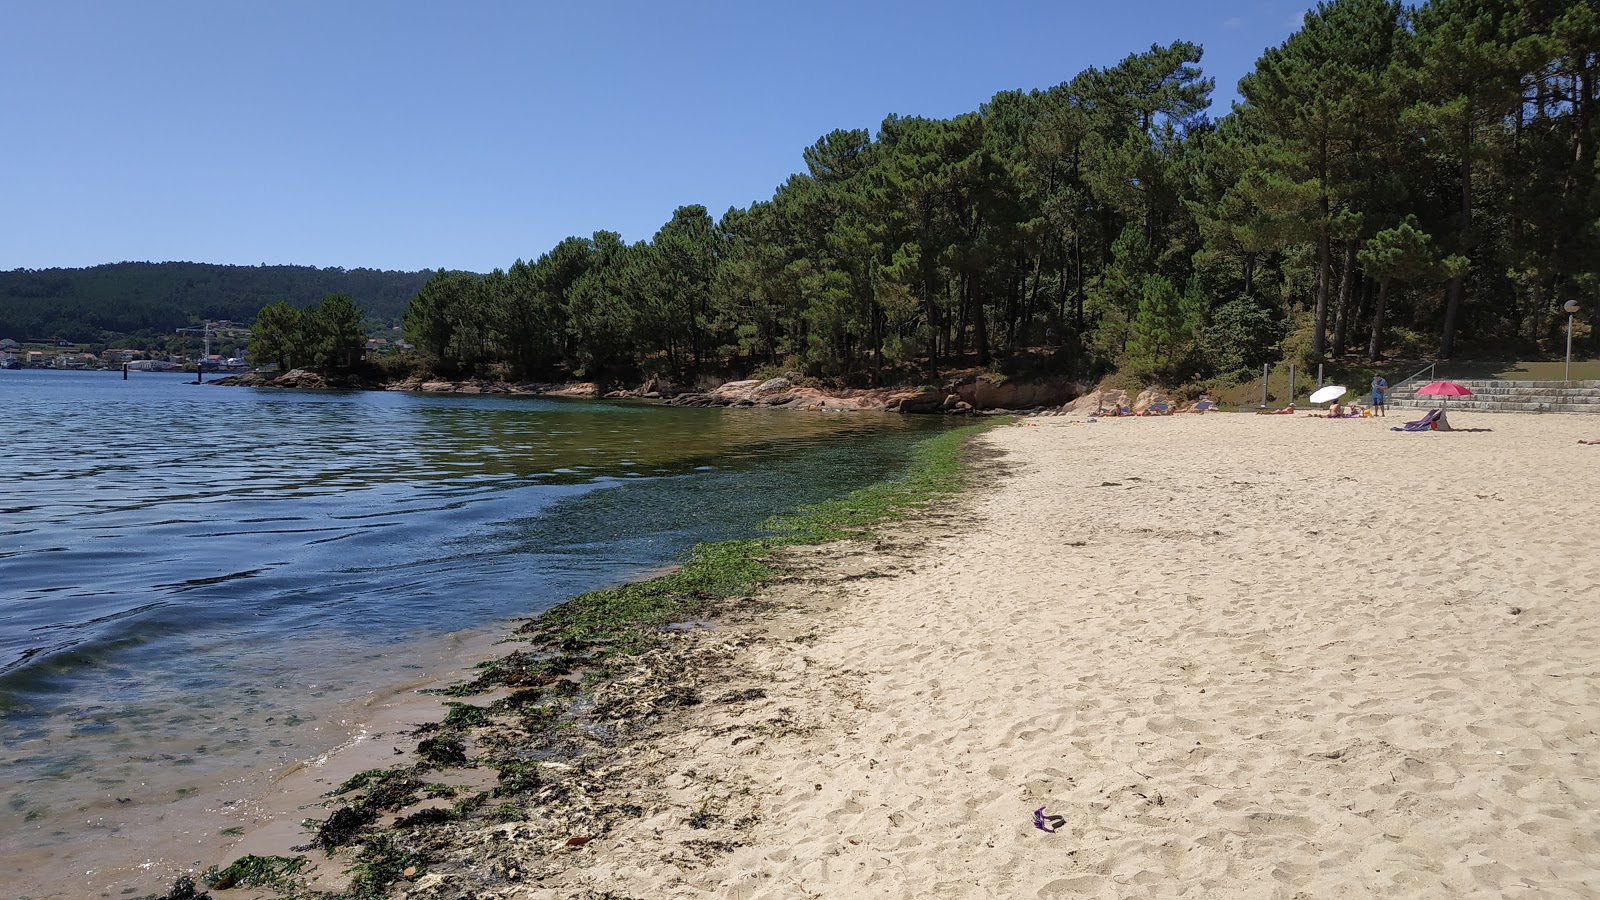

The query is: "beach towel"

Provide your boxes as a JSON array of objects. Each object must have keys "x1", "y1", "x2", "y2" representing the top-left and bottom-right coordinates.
[{"x1": 1392, "y1": 409, "x2": 1448, "y2": 432}]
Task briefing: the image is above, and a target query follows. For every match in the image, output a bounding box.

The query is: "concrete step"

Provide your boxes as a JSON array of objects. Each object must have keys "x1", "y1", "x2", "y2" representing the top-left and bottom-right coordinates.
[
  {"x1": 1390, "y1": 393, "x2": 1600, "y2": 405},
  {"x1": 1393, "y1": 379, "x2": 1600, "y2": 389},
  {"x1": 1389, "y1": 399, "x2": 1600, "y2": 414},
  {"x1": 1382, "y1": 378, "x2": 1600, "y2": 414},
  {"x1": 1392, "y1": 387, "x2": 1600, "y2": 400}
]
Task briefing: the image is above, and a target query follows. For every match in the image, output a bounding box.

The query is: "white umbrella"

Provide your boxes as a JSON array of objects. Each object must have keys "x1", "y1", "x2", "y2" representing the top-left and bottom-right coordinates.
[{"x1": 1309, "y1": 384, "x2": 1347, "y2": 405}]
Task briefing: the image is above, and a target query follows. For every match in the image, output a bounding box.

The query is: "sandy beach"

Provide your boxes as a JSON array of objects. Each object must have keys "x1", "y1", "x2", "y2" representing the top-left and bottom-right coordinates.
[{"x1": 514, "y1": 411, "x2": 1600, "y2": 900}]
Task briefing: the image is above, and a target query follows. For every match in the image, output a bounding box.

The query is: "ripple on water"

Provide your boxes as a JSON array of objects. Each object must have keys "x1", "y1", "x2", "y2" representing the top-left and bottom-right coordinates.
[{"x1": 0, "y1": 370, "x2": 954, "y2": 894}]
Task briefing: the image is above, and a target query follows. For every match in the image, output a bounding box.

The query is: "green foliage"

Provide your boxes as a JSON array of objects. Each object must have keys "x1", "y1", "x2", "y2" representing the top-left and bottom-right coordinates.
[
  {"x1": 250, "y1": 300, "x2": 302, "y2": 371},
  {"x1": 403, "y1": 270, "x2": 482, "y2": 375},
  {"x1": 1123, "y1": 274, "x2": 1186, "y2": 380},
  {"x1": 25, "y1": 4, "x2": 1598, "y2": 382},
  {"x1": 1200, "y1": 295, "x2": 1281, "y2": 377},
  {"x1": 301, "y1": 293, "x2": 366, "y2": 369},
  {"x1": 0, "y1": 263, "x2": 426, "y2": 346}
]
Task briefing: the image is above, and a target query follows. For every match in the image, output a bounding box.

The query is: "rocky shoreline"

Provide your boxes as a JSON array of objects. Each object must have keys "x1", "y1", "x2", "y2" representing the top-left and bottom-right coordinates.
[
  {"x1": 213, "y1": 368, "x2": 1206, "y2": 419},
  {"x1": 211, "y1": 369, "x2": 1209, "y2": 417}
]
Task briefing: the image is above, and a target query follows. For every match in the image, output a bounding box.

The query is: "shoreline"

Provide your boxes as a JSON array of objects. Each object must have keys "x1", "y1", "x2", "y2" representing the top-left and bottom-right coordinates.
[
  {"x1": 210, "y1": 370, "x2": 1085, "y2": 415},
  {"x1": 5, "y1": 625, "x2": 517, "y2": 900},
  {"x1": 132, "y1": 411, "x2": 1600, "y2": 897},
  {"x1": 122, "y1": 423, "x2": 999, "y2": 899}
]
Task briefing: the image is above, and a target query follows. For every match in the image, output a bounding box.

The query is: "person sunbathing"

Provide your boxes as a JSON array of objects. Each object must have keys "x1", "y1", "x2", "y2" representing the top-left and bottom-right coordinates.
[{"x1": 1256, "y1": 403, "x2": 1295, "y2": 415}]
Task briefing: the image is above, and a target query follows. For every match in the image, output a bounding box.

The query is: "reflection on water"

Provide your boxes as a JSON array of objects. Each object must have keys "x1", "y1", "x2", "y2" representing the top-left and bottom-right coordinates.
[{"x1": 0, "y1": 369, "x2": 948, "y2": 890}]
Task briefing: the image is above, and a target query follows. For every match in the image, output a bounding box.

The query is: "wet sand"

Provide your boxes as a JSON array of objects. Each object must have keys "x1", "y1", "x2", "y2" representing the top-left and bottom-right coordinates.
[
  {"x1": 532, "y1": 412, "x2": 1600, "y2": 899},
  {"x1": 4, "y1": 627, "x2": 508, "y2": 900}
]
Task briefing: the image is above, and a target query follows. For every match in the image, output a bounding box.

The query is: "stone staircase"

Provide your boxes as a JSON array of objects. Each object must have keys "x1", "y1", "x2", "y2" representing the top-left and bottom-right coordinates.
[{"x1": 1388, "y1": 379, "x2": 1600, "y2": 414}]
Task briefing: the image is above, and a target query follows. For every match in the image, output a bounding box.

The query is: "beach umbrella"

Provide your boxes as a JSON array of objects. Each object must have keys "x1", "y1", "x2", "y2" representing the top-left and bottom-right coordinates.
[
  {"x1": 1415, "y1": 380, "x2": 1473, "y2": 410},
  {"x1": 1309, "y1": 384, "x2": 1347, "y2": 405}
]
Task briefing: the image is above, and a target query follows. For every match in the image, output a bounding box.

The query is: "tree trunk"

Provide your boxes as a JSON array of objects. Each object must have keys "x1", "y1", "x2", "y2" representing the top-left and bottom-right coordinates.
[
  {"x1": 1331, "y1": 239, "x2": 1357, "y2": 355},
  {"x1": 971, "y1": 273, "x2": 992, "y2": 367},
  {"x1": 871, "y1": 302, "x2": 884, "y2": 386},
  {"x1": 1313, "y1": 129, "x2": 1330, "y2": 359},
  {"x1": 1440, "y1": 116, "x2": 1474, "y2": 359},
  {"x1": 1313, "y1": 230, "x2": 1331, "y2": 358},
  {"x1": 1242, "y1": 252, "x2": 1255, "y2": 299},
  {"x1": 1073, "y1": 236, "x2": 1085, "y2": 331},
  {"x1": 940, "y1": 283, "x2": 954, "y2": 366},
  {"x1": 1024, "y1": 252, "x2": 1043, "y2": 349},
  {"x1": 1353, "y1": 275, "x2": 1373, "y2": 337},
  {"x1": 1368, "y1": 277, "x2": 1390, "y2": 361}
]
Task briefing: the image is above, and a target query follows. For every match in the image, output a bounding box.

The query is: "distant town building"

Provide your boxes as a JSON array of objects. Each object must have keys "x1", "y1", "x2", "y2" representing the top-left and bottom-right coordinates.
[
  {"x1": 127, "y1": 359, "x2": 182, "y2": 372},
  {"x1": 0, "y1": 338, "x2": 17, "y2": 350}
]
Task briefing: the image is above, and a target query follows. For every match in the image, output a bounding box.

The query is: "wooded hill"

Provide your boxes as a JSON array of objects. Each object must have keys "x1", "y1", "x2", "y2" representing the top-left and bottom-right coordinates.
[
  {"x1": 402, "y1": 0, "x2": 1598, "y2": 388},
  {"x1": 0, "y1": 263, "x2": 430, "y2": 346}
]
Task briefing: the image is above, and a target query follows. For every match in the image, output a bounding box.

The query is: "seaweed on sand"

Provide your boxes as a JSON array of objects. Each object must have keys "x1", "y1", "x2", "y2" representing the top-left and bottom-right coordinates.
[
  {"x1": 204, "y1": 854, "x2": 308, "y2": 891},
  {"x1": 346, "y1": 834, "x2": 423, "y2": 898},
  {"x1": 314, "y1": 767, "x2": 427, "y2": 850},
  {"x1": 262, "y1": 423, "x2": 1000, "y2": 898}
]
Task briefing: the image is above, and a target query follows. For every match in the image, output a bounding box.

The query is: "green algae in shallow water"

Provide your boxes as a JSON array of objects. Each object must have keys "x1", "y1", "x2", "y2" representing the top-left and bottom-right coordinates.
[
  {"x1": 429, "y1": 423, "x2": 1002, "y2": 705},
  {"x1": 301, "y1": 422, "x2": 1003, "y2": 891}
]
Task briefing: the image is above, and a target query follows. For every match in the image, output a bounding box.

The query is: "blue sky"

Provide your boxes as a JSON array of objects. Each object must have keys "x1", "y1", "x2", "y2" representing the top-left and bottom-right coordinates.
[{"x1": 2, "y1": 1, "x2": 1314, "y2": 274}]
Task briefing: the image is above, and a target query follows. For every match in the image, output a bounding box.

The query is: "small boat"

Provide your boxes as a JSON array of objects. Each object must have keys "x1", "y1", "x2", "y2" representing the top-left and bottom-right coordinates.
[{"x1": 1, "y1": 355, "x2": 20, "y2": 370}]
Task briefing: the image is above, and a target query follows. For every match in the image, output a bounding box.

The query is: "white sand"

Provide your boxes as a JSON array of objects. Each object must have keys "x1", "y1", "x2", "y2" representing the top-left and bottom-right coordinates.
[{"x1": 535, "y1": 412, "x2": 1600, "y2": 899}]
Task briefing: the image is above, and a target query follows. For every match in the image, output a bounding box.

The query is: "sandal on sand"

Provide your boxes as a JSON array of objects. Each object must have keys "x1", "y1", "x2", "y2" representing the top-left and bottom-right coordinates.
[{"x1": 1033, "y1": 806, "x2": 1066, "y2": 833}]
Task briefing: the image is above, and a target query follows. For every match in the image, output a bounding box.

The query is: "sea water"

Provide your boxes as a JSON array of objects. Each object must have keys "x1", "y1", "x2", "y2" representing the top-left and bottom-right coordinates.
[{"x1": 0, "y1": 369, "x2": 948, "y2": 892}]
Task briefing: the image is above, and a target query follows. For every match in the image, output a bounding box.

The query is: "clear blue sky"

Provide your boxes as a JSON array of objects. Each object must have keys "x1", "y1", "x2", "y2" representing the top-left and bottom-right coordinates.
[{"x1": 3, "y1": 1, "x2": 1314, "y2": 274}]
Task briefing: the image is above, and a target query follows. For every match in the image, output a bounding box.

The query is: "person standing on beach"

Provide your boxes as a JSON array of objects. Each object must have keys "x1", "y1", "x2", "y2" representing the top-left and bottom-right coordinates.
[{"x1": 1371, "y1": 375, "x2": 1388, "y2": 417}]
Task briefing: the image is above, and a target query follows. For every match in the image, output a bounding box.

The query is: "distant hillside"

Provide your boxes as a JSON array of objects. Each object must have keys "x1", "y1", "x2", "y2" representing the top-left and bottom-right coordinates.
[{"x1": 0, "y1": 262, "x2": 438, "y2": 344}]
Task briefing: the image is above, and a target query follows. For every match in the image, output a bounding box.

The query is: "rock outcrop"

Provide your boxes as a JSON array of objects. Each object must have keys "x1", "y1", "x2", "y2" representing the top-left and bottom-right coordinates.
[
  {"x1": 211, "y1": 369, "x2": 377, "y2": 390},
  {"x1": 216, "y1": 369, "x2": 1098, "y2": 416},
  {"x1": 666, "y1": 380, "x2": 879, "y2": 411}
]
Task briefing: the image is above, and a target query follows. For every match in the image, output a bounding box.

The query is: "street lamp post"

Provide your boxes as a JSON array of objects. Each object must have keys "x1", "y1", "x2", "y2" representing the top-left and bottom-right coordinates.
[{"x1": 1564, "y1": 299, "x2": 1580, "y2": 382}]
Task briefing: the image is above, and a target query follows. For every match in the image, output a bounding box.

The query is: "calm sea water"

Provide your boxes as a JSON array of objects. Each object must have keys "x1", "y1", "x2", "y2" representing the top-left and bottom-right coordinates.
[{"x1": 0, "y1": 369, "x2": 947, "y2": 886}]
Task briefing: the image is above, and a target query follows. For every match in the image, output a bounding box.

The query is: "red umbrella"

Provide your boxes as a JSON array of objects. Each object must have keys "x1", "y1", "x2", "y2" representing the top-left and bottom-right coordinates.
[{"x1": 1415, "y1": 380, "x2": 1473, "y2": 409}]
